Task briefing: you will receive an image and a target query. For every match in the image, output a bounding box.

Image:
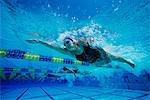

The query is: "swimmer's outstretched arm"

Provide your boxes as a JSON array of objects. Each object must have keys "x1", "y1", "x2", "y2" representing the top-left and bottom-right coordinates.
[
  {"x1": 26, "y1": 39, "x2": 74, "y2": 57},
  {"x1": 66, "y1": 68, "x2": 77, "y2": 77},
  {"x1": 77, "y1": 37, "x2": 90, "y2": 46},
  {"x1": 109, "y1": 54, "x2": 135, "y2": 68}
]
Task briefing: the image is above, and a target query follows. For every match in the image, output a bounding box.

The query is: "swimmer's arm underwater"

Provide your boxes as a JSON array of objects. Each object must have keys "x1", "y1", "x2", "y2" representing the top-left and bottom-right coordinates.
[
  {"x1": 26, "y1": 39, "x2": 74, "y2": 57},
  {"x1": 78, "y1": 37, "x2": 95, "y2": 46},
  {"x1": 65, "y1": 68, "x2": 77, "y2": 77},
  {"x1": 77, "y1": 37, "x2": 90, "y2": 46},
  {"x1": 109, "y1": 54, "x2": 135, "y2": 68}
]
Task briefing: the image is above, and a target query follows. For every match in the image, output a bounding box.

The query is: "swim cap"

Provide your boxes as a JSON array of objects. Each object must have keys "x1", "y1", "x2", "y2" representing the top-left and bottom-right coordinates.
[
  {"x1": 64, "y1": 37, "x2": 74, "y2": 46},
  {"x1": 63, "y1": 67, "x2": 68, "y2": 71}
]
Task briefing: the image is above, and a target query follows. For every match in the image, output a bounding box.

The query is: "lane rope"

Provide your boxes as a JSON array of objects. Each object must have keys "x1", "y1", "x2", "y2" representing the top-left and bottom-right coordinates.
[{"x1": 0, "y1": 48, "x2": 89, "y2": 66}]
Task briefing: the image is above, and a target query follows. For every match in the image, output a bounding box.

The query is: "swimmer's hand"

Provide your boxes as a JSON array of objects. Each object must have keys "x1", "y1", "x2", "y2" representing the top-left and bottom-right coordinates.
[
  {"x1": 128, "y1": 62, "x2": 135, "y2": 69},
  {"x1": 26, "y1": 39, "x2": 41, "y2": 43},
  {"x1": 127, "y1": 59, "x2": 135, "y2": 68}
]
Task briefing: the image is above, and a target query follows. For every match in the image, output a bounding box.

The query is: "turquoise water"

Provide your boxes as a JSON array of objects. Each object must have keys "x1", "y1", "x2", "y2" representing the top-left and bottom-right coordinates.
[{"x1": 0, "y1": 0, "x2": 150, "y2": 99}]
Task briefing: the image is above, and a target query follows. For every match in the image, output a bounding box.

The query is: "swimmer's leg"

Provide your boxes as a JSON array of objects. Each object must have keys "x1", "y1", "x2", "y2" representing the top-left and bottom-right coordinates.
[{"x1": 109, "y1": 54, "x2": 135, "y2": 68}]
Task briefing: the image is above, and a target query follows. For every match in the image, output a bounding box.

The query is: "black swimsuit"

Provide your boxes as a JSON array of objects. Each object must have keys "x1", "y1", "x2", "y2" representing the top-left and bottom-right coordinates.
[{"x1": 75, "y1": 45, "x2": 111, "y2": 64}]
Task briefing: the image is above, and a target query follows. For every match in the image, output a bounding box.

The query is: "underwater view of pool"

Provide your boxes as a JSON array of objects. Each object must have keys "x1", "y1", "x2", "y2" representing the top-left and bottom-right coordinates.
[{"x1": 0, "y1": 0, "x2": 150, "y2": 100}]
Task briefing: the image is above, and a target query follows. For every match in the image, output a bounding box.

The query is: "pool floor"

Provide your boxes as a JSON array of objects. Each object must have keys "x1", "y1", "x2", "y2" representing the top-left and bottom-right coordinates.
[{"x1": 1, "y1": 86, "x2": 150, "y2": 100}]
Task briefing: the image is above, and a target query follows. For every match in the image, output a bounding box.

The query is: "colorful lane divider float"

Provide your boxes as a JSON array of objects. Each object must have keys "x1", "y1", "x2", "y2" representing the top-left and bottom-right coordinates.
[
  {"x1": 0, "y1": 48, "x2": 89, "y2": 66},
  {"x1": 0, "y1": 48, "x2": 121, "y2": 69},
  {"x1": 0, "y1": 67, "x2": 60, "y2": 81}
]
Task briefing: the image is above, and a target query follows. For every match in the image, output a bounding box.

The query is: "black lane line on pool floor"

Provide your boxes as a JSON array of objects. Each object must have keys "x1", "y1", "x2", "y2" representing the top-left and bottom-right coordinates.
[
  {"x1": 40, "y1": 87, "x2": 55, "y2": 100},
  {"x1": 16, "y1": 88, "x2": 29, "y2": 100},
  {"x1": 90, "y1": 91, "x2": 132, "y2": 99},
  {"x1": 92, "y1": 89, "x2": 146, "y2": 99},
  {"x1": 128, "y1": 93, "x2": 150, "y2": 100},
  {"x1": 53, "y1": 87, "x2": 95, "y2": 100},
  {"x1": 107, "y1": 92, "x2": 134, "y2": 99}
]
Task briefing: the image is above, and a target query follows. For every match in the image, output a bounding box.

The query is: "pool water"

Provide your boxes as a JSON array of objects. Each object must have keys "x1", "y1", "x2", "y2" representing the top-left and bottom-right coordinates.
[{"x1": 0, "y1": 0, "x2": 150, "y2": 100}]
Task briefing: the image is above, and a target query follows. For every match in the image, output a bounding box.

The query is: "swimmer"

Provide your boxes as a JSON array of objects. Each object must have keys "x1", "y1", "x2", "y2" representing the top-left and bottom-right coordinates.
[
  {"x1": 58, "y1": 67, "x2": 91, "y2": 77},
  {"x1": 26, "y1": 37, "x2": 135, "y2": 68},
  {"x1": 59, "y1": 67, "x2": 79, "y2": 77}
]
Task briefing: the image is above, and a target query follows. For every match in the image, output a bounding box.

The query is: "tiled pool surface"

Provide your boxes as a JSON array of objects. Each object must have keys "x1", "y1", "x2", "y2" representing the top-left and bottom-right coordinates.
[{"x1": 1, "y1": 86, "x2": 150, "y2": 100}]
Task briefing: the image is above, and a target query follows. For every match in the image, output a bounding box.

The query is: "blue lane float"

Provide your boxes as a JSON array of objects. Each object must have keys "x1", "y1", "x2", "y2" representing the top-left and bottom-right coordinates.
[{"x1": 0, "y1": 48, "x2": 90, "y2": 66}]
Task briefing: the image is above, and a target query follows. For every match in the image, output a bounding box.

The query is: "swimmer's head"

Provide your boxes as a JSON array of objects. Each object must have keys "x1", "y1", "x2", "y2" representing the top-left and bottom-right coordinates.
[
  {"x1": 64, "y1": 37, "x2": 74, "y2": 46},
  {"x1": 63, "y1": 67, "x2": 68, "y2": 71},
  {"x1": 64, "y1": 37, "x2": 78, "y2": 51}
]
